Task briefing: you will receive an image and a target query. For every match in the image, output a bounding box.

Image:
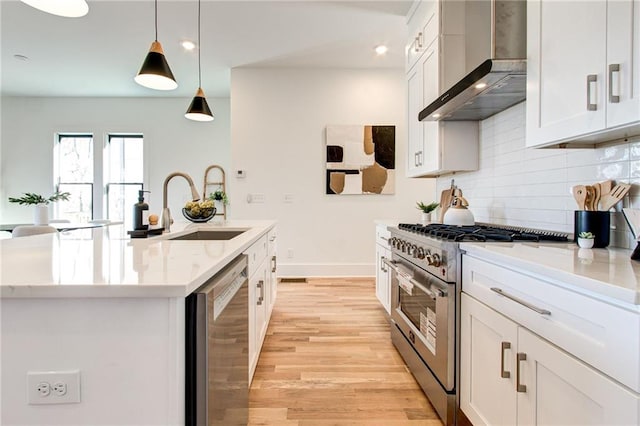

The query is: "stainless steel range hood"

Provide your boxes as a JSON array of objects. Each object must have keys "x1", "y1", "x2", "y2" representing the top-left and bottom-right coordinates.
[{"x1": 420, "y1": 0, "x2": 527, "y2": 122}]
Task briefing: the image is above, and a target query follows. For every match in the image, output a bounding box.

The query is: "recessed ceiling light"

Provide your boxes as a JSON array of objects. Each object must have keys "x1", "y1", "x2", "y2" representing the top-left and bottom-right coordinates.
[
  {"x1": 13, "y1": 54, "x2": 29, "y2": 61},
  {"x1": 181, "y1": 40, "x2": 197, "y2": 51},
  {"x1": 375, "y1": 45, "x2": 388, "y2": 55},
  {"x1": 475, "y1": 83, "x2": 488, "y2": 89}
]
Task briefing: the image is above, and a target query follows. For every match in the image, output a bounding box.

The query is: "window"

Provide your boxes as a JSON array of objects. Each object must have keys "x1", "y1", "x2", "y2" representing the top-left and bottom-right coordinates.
[
  {"x1": 105, "y1": 135, "x2": 144, "y2": 229},
  {"x1": 53, "y1": 133, "x2": 144, "y2": 228},
  {"x1": 54, "y1": 134, "x2": 94, "y2": 222}
]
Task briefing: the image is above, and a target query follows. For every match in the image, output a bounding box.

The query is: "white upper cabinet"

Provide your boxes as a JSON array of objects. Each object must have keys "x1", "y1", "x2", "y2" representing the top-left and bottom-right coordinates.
[
  {"x1": 527, "y1": 0, "x2": 640, "y2": 148},
  {"x1": 406, "y1": 0, "x2": 478, "y2": 177}
]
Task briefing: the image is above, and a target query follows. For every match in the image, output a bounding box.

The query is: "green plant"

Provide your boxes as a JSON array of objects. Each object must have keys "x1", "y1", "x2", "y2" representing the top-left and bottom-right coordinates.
[
  {"x1": 209, "y1": 190, "x2": 229, "y2": 206},
  {"x1": 416, "y1": 201, "x2": 439, "y2": 214},
  {"x1": 8, "y1": 191, "x2": 70, "y2": 205},
  {"x1": 579, "y1": 231, "x2": 595, "y2": 239}
]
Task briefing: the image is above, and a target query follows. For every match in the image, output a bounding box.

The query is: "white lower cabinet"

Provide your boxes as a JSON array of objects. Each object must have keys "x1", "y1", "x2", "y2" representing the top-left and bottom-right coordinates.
[
  {"x1": 245, "y1": 232, "x2": 275, "y2": 382},
  {"x1": 461, "y1": 293, "x2": 640, "y2": 426},
  {"x1": 267, "y1": 229, "x2": 277, "y2": 315},
  {"x1": 375, "y1": 224, "x2": 391, "y2": 314}
]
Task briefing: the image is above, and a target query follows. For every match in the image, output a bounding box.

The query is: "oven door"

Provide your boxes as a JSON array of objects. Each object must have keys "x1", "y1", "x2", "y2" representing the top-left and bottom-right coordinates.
[{"x1": 385, "y1": 255, "x2": 455, "y2": 391}]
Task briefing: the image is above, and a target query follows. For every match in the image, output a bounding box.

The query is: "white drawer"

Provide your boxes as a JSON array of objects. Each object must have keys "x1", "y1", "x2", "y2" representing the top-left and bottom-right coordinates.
[
  {"x1": 376, "y1": 225, "x2": 391, "y2": 247},
  {"x1": 462, "y1": 254, "x2": 640, "y2": 392},
  {"x1": 244, "y1": 235, "x2": 268, "y2": 278}
]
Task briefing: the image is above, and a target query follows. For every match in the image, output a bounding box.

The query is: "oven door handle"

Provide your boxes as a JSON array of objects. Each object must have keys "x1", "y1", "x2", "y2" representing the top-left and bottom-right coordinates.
[{"x1": 383, "y1": 258, "x2": 443, "y2": 299}]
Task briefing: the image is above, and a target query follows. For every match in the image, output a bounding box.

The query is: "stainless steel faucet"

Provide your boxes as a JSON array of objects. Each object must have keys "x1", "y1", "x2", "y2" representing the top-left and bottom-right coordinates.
[{"x1": 161, "y1": 172, "x2": 201, "y2": 232}]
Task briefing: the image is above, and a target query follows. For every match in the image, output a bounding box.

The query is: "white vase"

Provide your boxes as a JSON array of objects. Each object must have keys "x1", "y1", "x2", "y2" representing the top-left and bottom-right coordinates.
[
  {"x1": 420, "y1": 212, "x2": 431, "y2": 225},
  {"x1": 577, "y1": 237, "x2": 594, "y2": 249},
  {"x1": 33, "y1": 204, "x2": 49, "y2": 225}
]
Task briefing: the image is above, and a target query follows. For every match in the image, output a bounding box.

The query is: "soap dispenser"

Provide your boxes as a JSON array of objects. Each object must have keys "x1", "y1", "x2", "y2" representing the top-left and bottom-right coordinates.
[{"x1": 133, "y1": 190, "x2": 150, "y2": 230}]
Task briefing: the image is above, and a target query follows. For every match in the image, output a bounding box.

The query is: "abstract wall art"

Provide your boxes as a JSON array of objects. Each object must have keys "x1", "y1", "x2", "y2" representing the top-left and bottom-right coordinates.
[{"x1": 325, "y1": 125, "x2": 395, "y2": 195}]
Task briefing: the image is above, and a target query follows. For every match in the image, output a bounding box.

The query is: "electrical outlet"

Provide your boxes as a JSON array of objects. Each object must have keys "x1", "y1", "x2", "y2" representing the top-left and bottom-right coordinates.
[{"x1": 27, "y1": 370, "x2": 80, "y2": 405}]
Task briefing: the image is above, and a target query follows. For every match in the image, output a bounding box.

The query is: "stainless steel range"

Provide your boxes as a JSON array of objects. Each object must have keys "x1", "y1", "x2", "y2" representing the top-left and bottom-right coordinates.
[{"x1": 384, "y1": 223, "x2": 568, "y2": 425}]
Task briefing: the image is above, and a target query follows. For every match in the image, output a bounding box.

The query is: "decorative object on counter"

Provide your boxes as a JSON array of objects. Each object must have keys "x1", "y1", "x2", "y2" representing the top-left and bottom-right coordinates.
[
  {"x1": 574, "y1": 210, "x2": 610, "y2": 248},
  {"x1": 416, "y1": 201, "x2": 439, "y2": 225},
  {"x1": 20, "y1": 0, "x2": 88, "y2": 18},
  {"x1": 577, "y1": 232, "x2": 595, "y2": 249},
  {"x1": 443, "y1": 195, "x2": 475, "y2": 226},
  {"x1": 325, "y1": 125, "x2": 395, "y2": 195},
  {"x1": 621, "y1": 208, "x2": 640, "y2": 261},
  {"x1": 162, "y1": 172, "x2": 201, "y2": 232},
  {"x1": 209, "y1": 190, "x2": 229, "y2": 206},
  {"x1": 438, "y1": 179, "x2": 457, "y2": 223},
  {"x1": 134, "y1": 0, "x2": 178, "y2": 91},
  {"x1": 202, "y1": 165, "x2": 227, "y2": 219},
  {"x1": 148, "y1": 214, "x2": 159, "y2": 226},
  {"x1": 8, "y1": 191, "x2": 70, "y2": 226},
  {"x1": 133, "y1": 190, "x2": 150, "y2": 231},
  {"x1": 183, "y1": 200, "x2": 216, "y2": 223},
  {"x1": 184, "y1": 0, "x2": 214, "y2": 122}
]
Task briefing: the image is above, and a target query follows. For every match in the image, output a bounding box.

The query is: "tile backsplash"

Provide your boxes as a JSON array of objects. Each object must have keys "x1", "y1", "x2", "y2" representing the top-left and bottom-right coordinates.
[{"x1": 436, "y1": 102, "x2": 639, "y2": 249}]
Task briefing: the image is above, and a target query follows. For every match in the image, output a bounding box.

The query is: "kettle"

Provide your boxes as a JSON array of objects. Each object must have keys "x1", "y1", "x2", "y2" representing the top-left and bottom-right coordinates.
[{"x1": 443, "y1": 196, "x2": 475, "y2": 226}]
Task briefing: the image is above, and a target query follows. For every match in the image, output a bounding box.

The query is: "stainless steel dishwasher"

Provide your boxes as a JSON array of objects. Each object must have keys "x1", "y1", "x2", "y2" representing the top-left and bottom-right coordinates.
[{"x1": 186, "y1": 255, "x2": 249, "y2": 426}]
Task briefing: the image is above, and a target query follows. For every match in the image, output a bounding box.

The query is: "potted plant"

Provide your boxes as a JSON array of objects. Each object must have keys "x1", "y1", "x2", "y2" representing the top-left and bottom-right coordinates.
[
  {"x1": 416, "y1": 201, "x2": 439, "y2": 225},
  {"x1": 577, "y1": 231, "x2": 595, "y2": 249},
  {"x1": 8, "y1": 191, "x2": 70, "y2": 225},
  {"x1": 209, "y1": 190, "x2": 229, "y2": 206}
]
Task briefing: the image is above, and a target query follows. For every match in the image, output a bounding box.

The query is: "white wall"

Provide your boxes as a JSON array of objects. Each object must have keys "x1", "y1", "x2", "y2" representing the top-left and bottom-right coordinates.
[
  {"x1": 437, "y1": 102, "x2": 639, "y2": 249},
  {"x1": 230, "y1": 68, "x2": 435, "y2": 277},
  {"x1": 0, "y1": 97, "x2": 230, "y2": 225}
]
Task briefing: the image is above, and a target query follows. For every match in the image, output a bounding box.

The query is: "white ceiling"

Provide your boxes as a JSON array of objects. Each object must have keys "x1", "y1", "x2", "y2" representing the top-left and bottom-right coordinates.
[{"x1": 1, "y1": 0, "x2": 411, "y2": 98}]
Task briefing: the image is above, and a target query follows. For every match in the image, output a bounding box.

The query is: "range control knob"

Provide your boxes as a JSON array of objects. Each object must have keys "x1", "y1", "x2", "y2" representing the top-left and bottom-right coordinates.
[
  {"x1": 408, "y1": 244, "x2": 417, "y2": 256},
  {"x1": 428, "y1": 253, "x2": 442, "y2": 267},
  {"x1": 416, "y1": 247, "x2": 425, "y2": 259},
  {"x1": 388, "y1": 237, "x2": 396, "y2": 248}
]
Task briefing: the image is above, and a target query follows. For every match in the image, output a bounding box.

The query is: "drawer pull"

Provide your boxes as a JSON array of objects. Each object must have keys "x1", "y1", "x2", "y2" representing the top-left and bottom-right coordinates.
[
  {"x1": 257, "y1": 280, "x2": 264, "y2": 305},
  {"x1": 491, "y1": 287, "x2": 551, "y2": 316},
  {"x1": 501, "y1": 341, "x2": 511, "y2": 378},
  {"x1": 587, "y1": 74, "x2": 598, "y2": 111},
  {"x1": 609, "y1": 64, "x2": 620, "y2": 103},
  {"x1": 516, "y1": 352, "x2": 527, "y2": 393}
]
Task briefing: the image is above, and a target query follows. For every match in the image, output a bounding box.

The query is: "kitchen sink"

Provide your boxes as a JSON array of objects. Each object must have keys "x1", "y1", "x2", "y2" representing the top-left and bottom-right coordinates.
[{"x1": 169, "y1": 230, "x2": 247, "y2": 241}]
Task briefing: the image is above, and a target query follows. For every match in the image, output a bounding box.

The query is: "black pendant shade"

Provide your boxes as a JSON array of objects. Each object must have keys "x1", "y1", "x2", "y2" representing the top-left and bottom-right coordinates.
[
  {"x1": 185, "y1": 88, "x2": 214, "y2": 122},
  {"x1": 135, "y1": 41, "x2": 178, "y2": 90}
]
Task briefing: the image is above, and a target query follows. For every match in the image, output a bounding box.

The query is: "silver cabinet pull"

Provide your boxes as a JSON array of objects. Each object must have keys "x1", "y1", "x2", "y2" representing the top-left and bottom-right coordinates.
[
  {"x1": 380, "y1": 256, "x2": 387, "y2": 273},
  {"x1": 257, "y1": 280, "x2": 264, "y2": 305},
  {"x1": 587, "y1": 74, "x2": 598, "y2": 111},
  {"x1": 414, "y1": 152, "x2": 419, "y2": 167},
  {"x1": 271, "y1": 255, "x2": 277, "y2": 273},
  {"x1": 516, "y1": 353, "x2": 527, "y2": 392},
  {"x1": 609, "y1": 64, "x2": 620, "y2": 103},
  {"x1": 413, "y1": 32, "x2": 423, "y2": 53},
  {"x1": 501, "y1": 342, "x2": 511, "y2": 378},
  {"x1": 490, "y1": 287, "x2": 551, "y2": 316}
]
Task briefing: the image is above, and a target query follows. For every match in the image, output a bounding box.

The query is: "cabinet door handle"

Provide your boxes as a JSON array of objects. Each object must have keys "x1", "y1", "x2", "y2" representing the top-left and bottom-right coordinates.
[
  {"x1": 271, "y1": 255, "x2": 277, "y2": 273},
  {"x1": 414, "y1": 152, "x2": 419, "y2": 167},
  {"x1": 501, "y1": 341, "x2": 511, "y2": 378},
  {"x1": 587, "y1": 74, "x2": 598, "y2": 111},
  {"x1": 380, "y1": 256, "x2": 387, "y2": 272},
  {"x1": 413, "y1": 32, "x2": 423, "y2": 53},
  {"x1": 490, "y1": 287, "x2": 551, "y2": 316},
  {"x1": 609, "y1": 64, "x2": 620, "y2": 103},
  {"x1": 257, "y1": 280, "x2": 264, "y2": 305},
  {"x1": 516, "y1": 352, "x2": 527, "y2": 392}
]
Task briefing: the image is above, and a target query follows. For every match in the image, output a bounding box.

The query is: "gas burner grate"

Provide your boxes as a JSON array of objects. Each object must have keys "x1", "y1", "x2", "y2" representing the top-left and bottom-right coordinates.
[{"x1": 397, "y1": 223, "x2": 569, "y2": 243}]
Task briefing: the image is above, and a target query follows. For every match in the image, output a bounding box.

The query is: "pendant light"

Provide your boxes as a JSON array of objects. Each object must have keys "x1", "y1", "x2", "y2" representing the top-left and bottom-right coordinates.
[
  {"x1": 20, "y1": 0, "x2": 89, "y2": 18},
  {"x1": 135, "y1": 0, "x2": 178, "y2": 91},
  {"x1": 185, "y1": 0, "x2": 214, "y2": 122}
]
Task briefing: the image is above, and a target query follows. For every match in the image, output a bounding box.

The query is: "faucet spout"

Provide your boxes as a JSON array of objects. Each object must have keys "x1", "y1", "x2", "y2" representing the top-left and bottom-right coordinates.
[{"x1": 161, "y1": 172, "x2": 201, "y2": 232}]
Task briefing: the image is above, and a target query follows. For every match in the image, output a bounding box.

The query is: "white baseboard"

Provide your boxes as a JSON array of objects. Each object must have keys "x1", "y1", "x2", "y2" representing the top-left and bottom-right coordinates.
[{"x1": 277, "y1": 262, "x2": 375, "y2": 278}]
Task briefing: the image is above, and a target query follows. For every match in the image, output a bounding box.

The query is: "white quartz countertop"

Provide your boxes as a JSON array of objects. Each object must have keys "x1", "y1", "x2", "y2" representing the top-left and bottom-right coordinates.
[
  {"x1": 460, "y1": 242, "x2": 640, "y2": 306},
  {"x1": 0, "y1": 220, "x2": 275, "y2": 298}
]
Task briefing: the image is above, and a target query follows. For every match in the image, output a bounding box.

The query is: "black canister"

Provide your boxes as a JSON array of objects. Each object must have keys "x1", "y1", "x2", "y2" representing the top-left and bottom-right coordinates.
[{"x1": 574, "y1": 210, "x2": 610, "y2": 248}]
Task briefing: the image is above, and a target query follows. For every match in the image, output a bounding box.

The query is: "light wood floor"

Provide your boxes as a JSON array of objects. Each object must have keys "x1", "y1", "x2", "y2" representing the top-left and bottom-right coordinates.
[{"x1": 248, "y1": 277, "x2": 442, "y2": 426}]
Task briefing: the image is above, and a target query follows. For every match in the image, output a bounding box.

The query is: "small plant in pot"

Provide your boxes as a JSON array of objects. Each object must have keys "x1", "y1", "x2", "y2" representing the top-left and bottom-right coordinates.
[
  {"x1": 209, "y1": 190, "x2": 229, "y2": 206},
  {"x1": 8, "y1": 191, "x2": 70, "y2": 225},
  {"x1": 416, "y1": 201, "x2": 439, "y2": 225},
  {"x1": 577, "y1": 231, "x2": 595, "y2": 249}
]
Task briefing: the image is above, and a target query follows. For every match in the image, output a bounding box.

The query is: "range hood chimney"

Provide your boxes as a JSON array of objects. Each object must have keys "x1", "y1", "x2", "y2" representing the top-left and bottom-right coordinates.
[{"x1": 419, "y1": 0, "x2": 526, "y2": 122}]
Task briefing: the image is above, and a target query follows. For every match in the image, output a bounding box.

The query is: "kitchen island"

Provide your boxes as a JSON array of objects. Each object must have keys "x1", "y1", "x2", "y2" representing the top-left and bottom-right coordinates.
[{"x1": 0, "y1": 220, "x2": 275, "y2": 426}]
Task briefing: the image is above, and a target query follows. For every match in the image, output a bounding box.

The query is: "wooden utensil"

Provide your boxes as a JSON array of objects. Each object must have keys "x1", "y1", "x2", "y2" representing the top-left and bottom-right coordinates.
[
  {"x1": 599, "y1": 183, "x2": 631, "y2": 211},
  {"x1": 439, "y1": 188, "x2": 453, "y2": 223},
  {"x1": 584, "y1": 185, "x2": 595, "y2": 210},
  {"x1": 572, "y1": 185, "x2": 587, "y2": 210},
  {"x1": 599, "y1": 180, "x2": 613, "y2": 196},
  {"x1": 592, "y1": 183, "x2": 601, "y2": 211}
]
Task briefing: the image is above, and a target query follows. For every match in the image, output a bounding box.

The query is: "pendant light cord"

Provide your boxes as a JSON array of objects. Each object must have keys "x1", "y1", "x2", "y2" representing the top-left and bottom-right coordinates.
[
  {"x1": 154, "y1": 0, "x2": 158, "y2": 41},
  {"x1": 198, "y1": 0, "x2": 202, "y2": 88}
]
